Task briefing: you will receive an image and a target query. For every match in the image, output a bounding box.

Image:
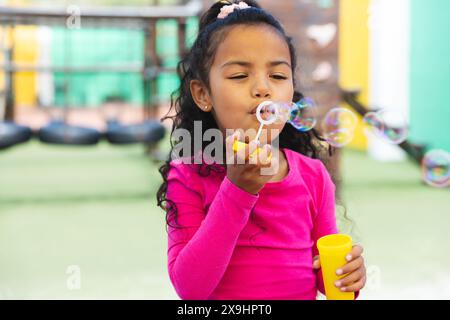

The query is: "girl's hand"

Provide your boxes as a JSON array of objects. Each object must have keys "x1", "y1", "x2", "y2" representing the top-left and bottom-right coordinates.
[
  {"x1": 225, "y1": 131, "x2": 274, "y2": 195},
  {"x1": 313, "y1": 244, "x2": 366, "y2": 293}
]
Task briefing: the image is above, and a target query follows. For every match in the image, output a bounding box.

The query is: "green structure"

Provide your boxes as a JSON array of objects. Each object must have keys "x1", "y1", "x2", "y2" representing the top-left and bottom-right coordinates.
[
  {"x1": 51, "y1": 17, "x2": 198, "y2": 107},
  {"x1": 410, "y1": 0, "x2": 450, "y2": 152}
]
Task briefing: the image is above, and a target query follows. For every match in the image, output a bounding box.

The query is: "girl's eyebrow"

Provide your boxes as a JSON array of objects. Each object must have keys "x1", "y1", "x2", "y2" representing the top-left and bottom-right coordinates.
[{"x1": 221, "y1": 60, "x2": 291, "y2": 69}]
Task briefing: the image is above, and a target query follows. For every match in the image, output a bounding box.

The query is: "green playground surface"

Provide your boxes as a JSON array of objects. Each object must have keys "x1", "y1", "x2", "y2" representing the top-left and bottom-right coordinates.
[{"x1": 0, "y1": 140, "x2": 449, "y2": 299}]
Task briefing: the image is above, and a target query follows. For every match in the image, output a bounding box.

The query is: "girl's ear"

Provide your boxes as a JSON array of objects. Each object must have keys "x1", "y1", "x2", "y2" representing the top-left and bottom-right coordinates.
[{"x1": 190, "y1": 79, "x2": 213, "y2": 112}]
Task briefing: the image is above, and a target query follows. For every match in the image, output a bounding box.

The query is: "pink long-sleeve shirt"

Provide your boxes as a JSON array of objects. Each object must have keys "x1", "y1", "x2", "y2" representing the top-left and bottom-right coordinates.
[{"x1": 166, "y1": 148, "x2": 339, "y2": 300}]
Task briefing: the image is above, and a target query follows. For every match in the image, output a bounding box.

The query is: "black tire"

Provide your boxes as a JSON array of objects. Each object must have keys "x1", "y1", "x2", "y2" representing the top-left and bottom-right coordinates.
[
  {"x1": 38, "y1": 121, "x2": 101, "y2": 145},
  {"x1": 0, "y1": 121, "x2": 33, "y2": 150},
  {"x1": 105, "y1": 120, "x2": 166, "y2": 145}
]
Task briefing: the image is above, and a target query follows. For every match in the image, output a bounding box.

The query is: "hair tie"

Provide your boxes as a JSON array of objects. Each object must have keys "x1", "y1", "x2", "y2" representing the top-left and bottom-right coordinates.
[{"x1": 217, "y1": 2, "x2": 251, "y2": 19}]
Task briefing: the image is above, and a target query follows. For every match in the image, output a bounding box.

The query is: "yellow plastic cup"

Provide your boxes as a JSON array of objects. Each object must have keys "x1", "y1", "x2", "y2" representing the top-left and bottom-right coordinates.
[{"x1": 317, "y1": 234, "x2": 355, "y2": 300}]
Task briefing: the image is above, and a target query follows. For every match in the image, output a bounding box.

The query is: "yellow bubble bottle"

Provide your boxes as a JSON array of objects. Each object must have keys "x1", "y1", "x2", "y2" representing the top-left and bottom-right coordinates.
[{"x1": 317, "y1": 234, "x2": 355, "y2": 300}]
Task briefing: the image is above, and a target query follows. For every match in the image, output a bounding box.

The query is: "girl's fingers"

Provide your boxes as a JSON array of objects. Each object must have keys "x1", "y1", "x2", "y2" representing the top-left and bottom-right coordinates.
[
  {"x1": 312, "y1": 255, "x2": 321, "y2": 269},
  {"x1": 346, "y1": 245, "x2": 364, "y2": 262},
  {"x1": 258, "y1": 144, "x2": 272, "y2": 166},
  {"x1": 246, "y1": 140, "x2": 259, "y2": 164},
  {"x1": 340, "y1": 276, "x2": 366, "y2": 293},
  {"x1": 335, "y1": 266, "x2": 366, "y2": 288},
  {"x1": 336, "y1": 256, "x2": 364, "y2": 276},
  {"x1": 256, "y1": 145, "x2": 267, "y2": 165},
  {"x1": 230, "y1": 136, "x2": 271, "y2": 167},
  {"x1": 248, "y1": 140, "x2": 259, "y2": 158},
  {"x1": 226, "y1": 131, "x2": 239, "y2": 165},
  {"x1": 235, "y1": 133, "x2": 253, "y2": 165}
]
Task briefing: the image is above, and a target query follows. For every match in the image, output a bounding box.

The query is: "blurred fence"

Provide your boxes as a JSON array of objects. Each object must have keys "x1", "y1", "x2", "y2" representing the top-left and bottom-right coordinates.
[{"x1": 0, "y1": 1, "x2": 202, "y2": 120}]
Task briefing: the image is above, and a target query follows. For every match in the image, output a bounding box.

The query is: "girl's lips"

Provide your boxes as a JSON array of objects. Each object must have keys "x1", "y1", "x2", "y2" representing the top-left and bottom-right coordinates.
[
  {"x1": 249, "y1": 101, "x2": 272, "y2": 114},
  {"x1": 249, "y1": 106, "x2": 260, "y2": 114}
]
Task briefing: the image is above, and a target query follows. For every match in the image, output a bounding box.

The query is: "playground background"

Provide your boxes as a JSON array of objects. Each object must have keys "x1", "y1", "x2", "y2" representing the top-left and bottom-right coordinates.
[{"x1": 1, "y1": 0, "x2": 449, "y2": 299}]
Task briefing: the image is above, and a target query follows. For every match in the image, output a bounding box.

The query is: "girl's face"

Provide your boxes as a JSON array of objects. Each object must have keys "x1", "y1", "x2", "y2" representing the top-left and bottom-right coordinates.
[{"x1": 191, "y1": 24, "x2": 294, "y2": 144}]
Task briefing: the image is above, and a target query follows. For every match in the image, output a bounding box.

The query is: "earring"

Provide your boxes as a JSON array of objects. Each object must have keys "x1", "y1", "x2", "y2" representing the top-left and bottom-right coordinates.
[{"x1": 204, "y1": 106, "x2": 209, "y2": 110}]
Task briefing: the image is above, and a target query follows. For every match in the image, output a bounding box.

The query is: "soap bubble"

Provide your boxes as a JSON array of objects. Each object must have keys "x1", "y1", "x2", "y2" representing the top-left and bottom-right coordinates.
[
  {"x1": 273, "y1": 101, "x2": 293, "y2": 124},
  {"x1": 363, "y1": 111, "x2": 385, "y2": 137},
  {"x1": 376, "y1": 109, "x2": 409, "y2": 145},
  {"x1": 322, "y1": 107, "x2": 358, "y2": 148},
  {"x1": 288, "y1": 97, "x2": 317, "y2": 132},
  {"x1": 421, "y1": 150, "x2": 450, "y2": 188}
]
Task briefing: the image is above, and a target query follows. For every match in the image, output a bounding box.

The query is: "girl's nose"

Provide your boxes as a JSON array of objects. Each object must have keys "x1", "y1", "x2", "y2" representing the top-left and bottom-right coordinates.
[
  {"x1": 252, "y1": 76, "x2": 272, "y2": 98},
  {"x1": 255, "y1": 91, "x2": 271, "y2": 98},
  {"x1": 252, "y1": 84, "x2": 271, "y2": 98}
]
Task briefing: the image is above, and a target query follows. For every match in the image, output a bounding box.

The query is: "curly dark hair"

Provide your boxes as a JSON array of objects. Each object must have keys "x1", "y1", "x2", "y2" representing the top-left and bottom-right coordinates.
[{"x1": 157, "y1": 0, "x2": 349, "y2": 232}]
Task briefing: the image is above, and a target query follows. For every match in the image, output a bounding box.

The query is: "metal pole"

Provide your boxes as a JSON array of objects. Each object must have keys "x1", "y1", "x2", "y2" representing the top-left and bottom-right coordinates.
[
  {"x1": 4, "y1": 26, "x2": 14, "y2": 121},
  {"x1": 177, "y1": 17, "x2": 187, "y2": 59},
  {"x1": 143, "y1": 19, "x2": 160, "y2": 120},
  {"x1": 142, "y1": 24, "x2": 151, "y2": 120}
]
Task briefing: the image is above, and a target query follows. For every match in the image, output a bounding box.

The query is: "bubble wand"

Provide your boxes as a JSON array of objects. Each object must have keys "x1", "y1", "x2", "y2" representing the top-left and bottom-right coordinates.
[{"x1": 233, "y1": 101, "x2": 280, "y2": 155}]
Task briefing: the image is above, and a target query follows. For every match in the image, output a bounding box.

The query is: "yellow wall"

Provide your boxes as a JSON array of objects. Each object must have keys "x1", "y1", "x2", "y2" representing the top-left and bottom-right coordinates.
[
  {"x1": 0, "y1": 29, "x2": 5, "y2": 95},
  {"x1": 0, "y1": 27, "x2": 12, "y2": 98},
  {"x1": 12, "y1": 26, "x2": 38, "y2": 107},
  {"x1": 339, "y1": 0, "x2": 370, "y2": 150},
  {"x1": 7, "y1": 0, "x2": 38, "y2": 107}
]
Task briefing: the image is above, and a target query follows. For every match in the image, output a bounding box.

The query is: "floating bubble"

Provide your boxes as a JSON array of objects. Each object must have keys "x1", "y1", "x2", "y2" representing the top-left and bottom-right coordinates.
[
  {"x1": 421, "y1": 150, "x2": 450, "y2": 188},
  {"x1": 273, "y1": 102, "x2": 292, "y2": 124},
  {"x1": 288, "y1": 97, "x2": 317, "y2": 132},
  {"x1": 321, "y1": 107, "x2": 358, "y2": 148},
  {"x1": 376, "y1": 109, "x2": 408, "y2": 145},
  {"x1": 363, "y1": 111, "x2": 385, "y2": 137}
]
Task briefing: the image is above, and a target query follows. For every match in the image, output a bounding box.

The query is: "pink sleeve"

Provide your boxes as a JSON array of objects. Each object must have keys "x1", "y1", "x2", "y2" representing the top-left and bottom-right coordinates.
[
  {"x1": 310, "y1": 161, "x2": 339, "y2": 297},
  {"x1": 166, "y1": 165, "x2": 259, "y2": 300}
]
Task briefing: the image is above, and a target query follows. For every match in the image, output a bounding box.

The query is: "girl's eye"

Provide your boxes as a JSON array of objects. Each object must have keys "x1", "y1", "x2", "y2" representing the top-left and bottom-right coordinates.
[
  {"x1": 229, "y1": 75, "x2": 247, "y2": 79},
  {"x1": 228, "y1": 74, "x2": 288, "y2": 80},
  {"x1": 271, "y1": 74, "x2": 288, "y2": 80}
]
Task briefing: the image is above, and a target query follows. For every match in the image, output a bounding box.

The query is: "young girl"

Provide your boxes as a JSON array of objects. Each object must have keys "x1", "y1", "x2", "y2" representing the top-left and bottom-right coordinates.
[{"x1": 157, "y1": 0, "x2": 366, "y2": 300}]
